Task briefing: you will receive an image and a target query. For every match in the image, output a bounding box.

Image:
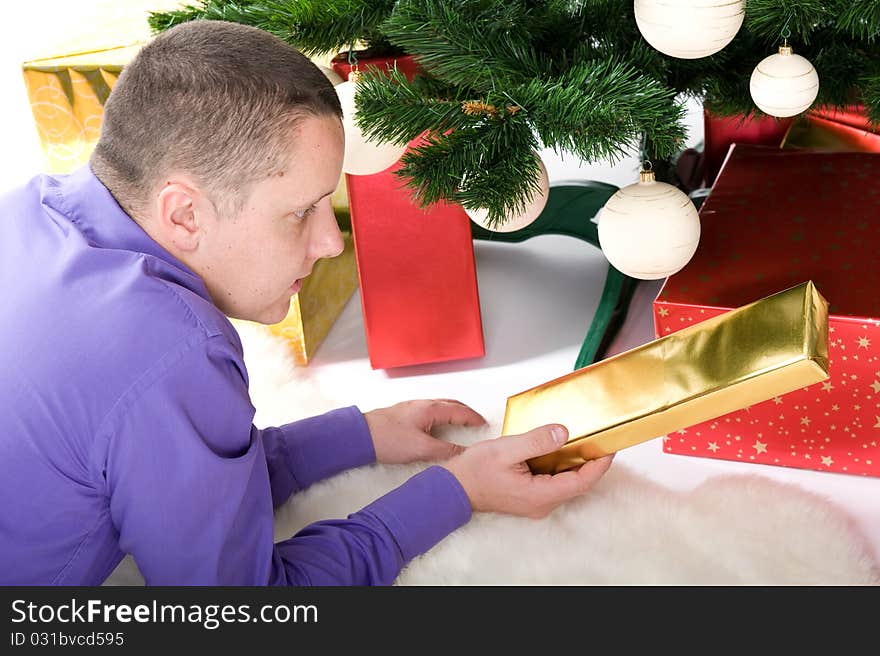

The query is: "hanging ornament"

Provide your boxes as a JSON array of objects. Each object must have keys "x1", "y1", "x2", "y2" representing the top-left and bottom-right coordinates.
[
  {"x1": 634, "y1": 0, "x2": 745, "y2": 59},
  {"x1": 597, "y1": 168, "x2": 701, "y2": 280},
  {"x1": 335, "y1": 70, "x2": 408, "y2": 176},
  {"x1": 465, "y1": 155, "x2": 550, "y2": 233},
  {"x1": 750, "y1": 43, "x2": 820, "y2": 118}
]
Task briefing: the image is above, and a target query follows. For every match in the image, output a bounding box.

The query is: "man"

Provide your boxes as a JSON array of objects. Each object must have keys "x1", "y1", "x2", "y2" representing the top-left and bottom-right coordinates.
[{"x1": 0, "y1": 21, "x2": 612, "y2": 585}]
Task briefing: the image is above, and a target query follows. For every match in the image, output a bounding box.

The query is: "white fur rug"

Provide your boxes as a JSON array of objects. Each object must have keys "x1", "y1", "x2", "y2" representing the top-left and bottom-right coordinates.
[{"x1": 106, "y1": 324, "x2": 880, "y2": 586}]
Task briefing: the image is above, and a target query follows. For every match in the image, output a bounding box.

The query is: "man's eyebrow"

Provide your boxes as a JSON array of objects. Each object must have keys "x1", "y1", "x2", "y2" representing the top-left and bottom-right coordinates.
[{"x1": 302, "y1": 188, "x2": 338, "y2": 206}]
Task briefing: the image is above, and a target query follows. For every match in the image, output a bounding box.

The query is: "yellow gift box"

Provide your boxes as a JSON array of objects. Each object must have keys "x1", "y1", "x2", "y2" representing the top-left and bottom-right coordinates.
[
  {"x1": 20, "y1": 11, "x2": 355, "y2": 364},
  {"x1": 22, "y1": 45, "x2": 137, "y2": 173},
  {"x1": 502, "y1": 282, "x2": 830, "y2": 474}
]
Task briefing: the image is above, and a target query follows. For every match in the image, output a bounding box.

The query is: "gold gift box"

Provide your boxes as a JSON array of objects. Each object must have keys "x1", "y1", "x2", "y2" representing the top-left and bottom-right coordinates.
[
  {"x1": 22, "y1": 45, "x2": 137, "y2": 173},
  {"x1": 19, "y1": 0, "x2": 188, "y2": 173},
  {"x1": 502, "y1": 281, "x2": 830, "y2": 474}
]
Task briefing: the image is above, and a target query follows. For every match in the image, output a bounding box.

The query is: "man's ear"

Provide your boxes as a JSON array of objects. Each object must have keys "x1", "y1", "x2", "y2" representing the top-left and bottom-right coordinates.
[{"x1": 154, "y1": 180, "x2": 215, "y2": 253}]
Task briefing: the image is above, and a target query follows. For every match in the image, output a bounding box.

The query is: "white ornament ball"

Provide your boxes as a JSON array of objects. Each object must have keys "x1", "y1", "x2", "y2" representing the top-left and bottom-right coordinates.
[
  {"x1": 634, "y1": 0, "x2": 745, "y2": 59},
  {"x1": 465, "y1": 156, "x2": 550, "y2": 232},
  {"x1": 750, "y1": 46, "x2": 820, "y2": 118},
  {"x1": 597, "y1": 171, "x2": 701, "y2": 280},
  {"x1": 335, "y1": 79, "x2": 408, "y2": 176},
  {"x1": 316, "y1": 64, "x2": 344, "y2": 86}
]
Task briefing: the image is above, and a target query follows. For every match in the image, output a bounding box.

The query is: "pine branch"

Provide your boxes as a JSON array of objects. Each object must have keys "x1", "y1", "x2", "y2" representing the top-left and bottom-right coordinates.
[
  {"x1": 149, "y1": 0, "x2": 399, "y2": 54},
  {"x1": 860, "y1": 69, "x2": 880, "y2": 125},
  {"x1": 744, "y1": 0, "x2": 838, "y2": 46},
  {"x1": 381, "y1": 0, "x2": 554, "y2": 92},
  {"x1": 275, "y1": 0, "x2": 398, "y2": 54},
  {"x1": 512, "y1": 59, "x2": 686, "y2": 162},
  {"x1": 396, "y1": 119, "x2": 542, "y2": 228},
  {"x1": 813, "y1": 37, "x2": 874, "y2": 107},
  {"x1": 148, "y1": 1, "x2": 272, "y2": 35},
  {"x1": 840, "y1": 1, "x2": 880, "y2": 41},
  {"x1": 354, "y1": 68, "x2": 480, "y2": 146},
  {"x1": 147, "y1": 0, "x2": 880, "y2": 215}
]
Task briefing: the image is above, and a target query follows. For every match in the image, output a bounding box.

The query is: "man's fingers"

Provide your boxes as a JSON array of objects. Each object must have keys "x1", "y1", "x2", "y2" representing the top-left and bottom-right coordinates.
[
  {"x1": 578, "y1": 454, "x2": 614, "y2": 482},
  {"x1": 530, "y1": 454, "x2": 614, "y2": 506},
  {"x1": 499, "y1": 424, "x2": 568, "y2": 464},
  {"x1": 425, "y1": 440, "x2": 466, "y2": 460},
  {"x1": 427, "y1": 400, "x2": 488, "y2": 427}
]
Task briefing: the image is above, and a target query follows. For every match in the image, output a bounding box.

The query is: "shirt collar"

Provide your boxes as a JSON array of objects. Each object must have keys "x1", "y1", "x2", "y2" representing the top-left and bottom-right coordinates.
[{"x1": 51, "y1": 164, "x2": 212, "y2": 301}]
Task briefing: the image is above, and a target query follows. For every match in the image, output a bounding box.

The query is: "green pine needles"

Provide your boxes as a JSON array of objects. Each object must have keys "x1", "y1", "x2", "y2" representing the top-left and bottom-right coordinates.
[{"x1": 149, "y1": 0, "x2": 880, "y2": 228}]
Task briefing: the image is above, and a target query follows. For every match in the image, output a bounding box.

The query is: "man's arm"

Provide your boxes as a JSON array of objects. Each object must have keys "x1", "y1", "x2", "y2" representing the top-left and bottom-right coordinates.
[
  {"x1": 102, "y1": 335, "x2": 469, "y2": 585},
  {"x1": 259, "y1": 407, "x2": 375, "y2": 508}
]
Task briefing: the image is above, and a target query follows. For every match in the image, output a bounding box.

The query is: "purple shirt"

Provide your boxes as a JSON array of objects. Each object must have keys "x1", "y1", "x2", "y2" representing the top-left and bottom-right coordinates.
[{"x1": 0, "y1": 166, "x2": 471, "y2": 585}]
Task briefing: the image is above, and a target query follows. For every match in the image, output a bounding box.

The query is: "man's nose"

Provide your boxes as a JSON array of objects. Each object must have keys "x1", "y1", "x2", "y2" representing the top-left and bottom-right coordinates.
[{"x1": 311, "y1": 200, "x2": 345, "y2": 259}]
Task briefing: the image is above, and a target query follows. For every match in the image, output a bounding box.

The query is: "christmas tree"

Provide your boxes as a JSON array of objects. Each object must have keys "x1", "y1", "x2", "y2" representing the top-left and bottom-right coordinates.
[{"x1": 148, "y1": 0, "x2": 880, "y2": 227}]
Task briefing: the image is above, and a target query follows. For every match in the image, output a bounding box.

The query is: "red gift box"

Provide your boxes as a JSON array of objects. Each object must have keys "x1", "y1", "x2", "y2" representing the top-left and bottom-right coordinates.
[
  {"x1": 782, "y1": 113, "x2": 880, "y2": 153},
  {"x1": 809, "y1": 104, "x2": 876, "y2": 133},
  {"x1": 654, "y1": 144, "x2": 880, "y2": 478},
  {"x1": 332, "y1": 55, "x2": 485, "y2": 369},
  {"x1": 703, "y1": 108, "x2": 794, "y2": 186}
]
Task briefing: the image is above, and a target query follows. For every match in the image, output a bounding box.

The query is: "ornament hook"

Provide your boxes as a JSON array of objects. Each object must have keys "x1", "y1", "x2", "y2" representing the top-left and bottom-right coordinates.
[
  {"x1": 639, "y1": 133, "x2": 653, "y2": 174},
  {"x1": 780, "y1": 15, "x2": 792, "y2": 46}
]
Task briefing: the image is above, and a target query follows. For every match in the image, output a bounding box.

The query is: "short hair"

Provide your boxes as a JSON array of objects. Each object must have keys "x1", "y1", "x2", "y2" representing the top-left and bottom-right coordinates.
[{"x1": 91, "y1": 20, "x2": 342, "y2": 218}]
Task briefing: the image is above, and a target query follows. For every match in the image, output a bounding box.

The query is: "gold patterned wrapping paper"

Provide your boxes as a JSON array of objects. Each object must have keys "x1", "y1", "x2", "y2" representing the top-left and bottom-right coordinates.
[
  {"x1": 22, "y1": 46, "x2": 138, "y2": 173},
  {"x1": 19, "y1": 0, "x2": 187, "y2": 173},
  {"x1": 502, "y1": 281, "x2": 830, "y2": 474}
]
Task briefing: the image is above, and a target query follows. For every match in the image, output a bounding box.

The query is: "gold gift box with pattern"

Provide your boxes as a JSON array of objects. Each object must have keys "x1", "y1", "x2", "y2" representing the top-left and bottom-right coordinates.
[
  {"x1": 23, "y1": 45, "x2": 139, "y2": 173},
  {"x1": 502, "y1": 281, "x2": 830, "y2": 474}
]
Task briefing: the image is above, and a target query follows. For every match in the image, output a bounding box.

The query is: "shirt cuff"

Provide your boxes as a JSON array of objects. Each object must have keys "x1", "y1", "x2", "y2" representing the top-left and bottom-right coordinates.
[
  {"x1": 279, "y1": 406, "x2": 376, "y2": 490},
  {"x1": 359, "y1": 465, "x2": 472, "y2": 563}
]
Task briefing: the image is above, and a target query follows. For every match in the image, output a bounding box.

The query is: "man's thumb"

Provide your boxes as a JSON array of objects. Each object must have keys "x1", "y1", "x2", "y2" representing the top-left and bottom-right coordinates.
[{"x1": 505, "y1": 424, "x2": 568, "y2": 462}]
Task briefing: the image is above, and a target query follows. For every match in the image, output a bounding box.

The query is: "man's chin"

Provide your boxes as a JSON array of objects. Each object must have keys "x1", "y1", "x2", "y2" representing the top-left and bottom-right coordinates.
[
  {"x1": 262, "y1": 305, "x2": 291, "y2": 326},
  {"x1": 232, "y1": 303, "x2": 290, "y2": 326}
]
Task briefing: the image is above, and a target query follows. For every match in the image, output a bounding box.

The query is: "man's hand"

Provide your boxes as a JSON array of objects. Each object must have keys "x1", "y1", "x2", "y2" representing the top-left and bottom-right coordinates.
[
  {"x1": 443, "y1": 424, "x2": 614, "y2": 518},
  {"x1": 364, "y1": 399, "x2": 488, "y2": 465}
]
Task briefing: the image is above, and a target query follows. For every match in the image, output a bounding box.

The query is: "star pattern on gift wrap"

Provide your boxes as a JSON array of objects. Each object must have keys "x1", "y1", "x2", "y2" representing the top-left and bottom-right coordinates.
[{"x1": 655, "y1": 304, "x2": 880, "y2": 478}]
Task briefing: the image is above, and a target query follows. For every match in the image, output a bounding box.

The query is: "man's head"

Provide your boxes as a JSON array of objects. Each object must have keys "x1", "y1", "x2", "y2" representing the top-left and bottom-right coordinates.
[{"x1": 91, "y1": 20, "x2": 346, "y2": 324}]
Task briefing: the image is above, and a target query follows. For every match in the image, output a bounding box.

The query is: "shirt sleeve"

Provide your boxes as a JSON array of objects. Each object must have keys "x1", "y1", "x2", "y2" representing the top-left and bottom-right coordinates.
[
  {"x1": 102, "y1": 335, "x2": 471, "y2": 585},
  {"x1": 260, "y1": 407, "x2": 376, "y2": 508}
]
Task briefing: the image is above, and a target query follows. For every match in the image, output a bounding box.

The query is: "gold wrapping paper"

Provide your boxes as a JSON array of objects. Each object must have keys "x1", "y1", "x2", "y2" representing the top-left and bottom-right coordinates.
[
  {"x1": 22, "y1": 47, "x2": 136, "y2": 173},
  {"x1": 19, "y1": 0, "x2": 186, "y2": 173},
  {"x1": 502, "y1": 281, "x2": 830, "y2": 474}
]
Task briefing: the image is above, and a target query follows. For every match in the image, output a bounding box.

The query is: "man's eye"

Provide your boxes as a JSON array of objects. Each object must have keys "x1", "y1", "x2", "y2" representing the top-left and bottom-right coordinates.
[{"x1": 293, "y1": 205, "x2": 316, "y2": 220}]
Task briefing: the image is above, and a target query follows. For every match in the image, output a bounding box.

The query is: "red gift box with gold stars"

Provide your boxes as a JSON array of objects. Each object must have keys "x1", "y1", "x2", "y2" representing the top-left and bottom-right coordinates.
[{"x1": 654, "y1": 144, "x2": 880, "y2": 478}]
